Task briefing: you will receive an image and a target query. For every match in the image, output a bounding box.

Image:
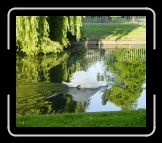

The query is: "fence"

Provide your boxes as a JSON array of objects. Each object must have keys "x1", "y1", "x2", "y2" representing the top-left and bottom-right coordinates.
[{"x1": 85, "y1": 48, "x2": 146, "y2": 64}]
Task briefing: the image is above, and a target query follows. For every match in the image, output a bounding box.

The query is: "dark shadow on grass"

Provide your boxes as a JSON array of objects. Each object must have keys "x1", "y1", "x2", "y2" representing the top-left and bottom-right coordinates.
[
  {"x1": 83, "y1": 23, "x2": 143, "y2": 41},
  {"x1": 107, "y1": 23, "x2": 141, "y2": 41}
]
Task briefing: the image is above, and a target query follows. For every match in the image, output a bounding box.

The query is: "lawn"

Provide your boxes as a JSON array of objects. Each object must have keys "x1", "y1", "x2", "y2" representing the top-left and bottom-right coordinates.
[
  {"x1": 82, "y1": 23, "x2": 146, "y2": 41},
  {"x1": 16, "y1": 109, "x2": 146, "y2": 127}
]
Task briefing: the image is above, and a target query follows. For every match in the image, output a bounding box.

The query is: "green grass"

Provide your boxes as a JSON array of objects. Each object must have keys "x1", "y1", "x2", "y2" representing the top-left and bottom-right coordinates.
[
  {"x1": 16, "y1": 109, "x2": 146, "y2": 127},
  {"x1": 83, "y1": 23, "x2": 146, "y2": 41}
]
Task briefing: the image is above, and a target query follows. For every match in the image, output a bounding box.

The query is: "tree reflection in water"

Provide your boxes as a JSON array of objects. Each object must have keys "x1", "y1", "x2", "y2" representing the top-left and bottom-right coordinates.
[{"x1": 16, "y1": 46, "x2": 146, "y2": 116}]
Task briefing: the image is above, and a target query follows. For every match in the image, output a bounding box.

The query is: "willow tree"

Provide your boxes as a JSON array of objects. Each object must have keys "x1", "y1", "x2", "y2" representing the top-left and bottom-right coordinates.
[
  {"x1": 48, "y1": 16, "x2": 82, "y2": 45},
  {"x1": 16, "y1": 16, "x2": 83, "y2": 56},
  {"x1": 16, "y1": 16, "x2": 38, "y2": 55}
]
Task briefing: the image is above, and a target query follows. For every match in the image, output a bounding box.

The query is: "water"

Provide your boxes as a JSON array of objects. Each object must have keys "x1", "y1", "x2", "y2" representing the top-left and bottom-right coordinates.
[{"x1": 16, "y1": 46, "x2": 146, "y2": 116}]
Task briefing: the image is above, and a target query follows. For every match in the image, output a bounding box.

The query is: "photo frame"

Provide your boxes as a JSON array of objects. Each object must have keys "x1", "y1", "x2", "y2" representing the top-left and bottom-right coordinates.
[{"x1": 8, "y1": 7, "x2": 156, "y2": 137}]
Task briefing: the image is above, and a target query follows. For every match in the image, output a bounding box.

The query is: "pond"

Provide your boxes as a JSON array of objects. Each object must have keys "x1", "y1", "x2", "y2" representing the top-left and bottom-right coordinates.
[{"x1": 16, "y1": 45, "x2": 146, "y2": 116}]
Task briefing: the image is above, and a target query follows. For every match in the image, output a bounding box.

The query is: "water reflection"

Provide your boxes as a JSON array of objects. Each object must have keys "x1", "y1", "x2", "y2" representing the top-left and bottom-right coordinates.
[{"x1": 16, "y1": 46, "x2": 146, "y2": 116}]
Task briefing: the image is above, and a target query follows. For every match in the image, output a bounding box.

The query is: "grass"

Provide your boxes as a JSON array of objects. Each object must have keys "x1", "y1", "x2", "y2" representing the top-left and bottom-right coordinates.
[
  {"x1": 82, "y1": 23, "x2": 146, "y2": 41},
  {"x1": 16, "y1": 109, "x2": 146, "y2": 127}
]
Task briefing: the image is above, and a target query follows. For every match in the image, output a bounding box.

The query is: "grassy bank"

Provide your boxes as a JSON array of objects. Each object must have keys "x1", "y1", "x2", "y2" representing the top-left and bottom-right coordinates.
[
  {"x1": 16, "y1": 109, "x2": 146, "y2": 127},
  {"x1": 83, "y1": 23, "x2": 146, "y2": 41}
]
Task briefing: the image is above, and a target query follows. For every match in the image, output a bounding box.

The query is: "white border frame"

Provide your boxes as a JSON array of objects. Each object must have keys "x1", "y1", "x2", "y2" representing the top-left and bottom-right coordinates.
[{"x1": 8, "y1": 7, "x2": 156, "y2": 137}]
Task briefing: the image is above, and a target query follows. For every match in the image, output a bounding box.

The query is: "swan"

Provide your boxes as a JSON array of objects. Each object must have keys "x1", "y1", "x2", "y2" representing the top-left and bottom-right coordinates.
[{"x1": 62, "y1": 71, "x2": 108, "y2": 89}]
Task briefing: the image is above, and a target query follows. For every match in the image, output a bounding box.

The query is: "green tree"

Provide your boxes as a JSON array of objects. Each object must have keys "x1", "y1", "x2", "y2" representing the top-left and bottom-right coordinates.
[{"x1": 16, "y1": 16, "x2": 83, "y2": 55}]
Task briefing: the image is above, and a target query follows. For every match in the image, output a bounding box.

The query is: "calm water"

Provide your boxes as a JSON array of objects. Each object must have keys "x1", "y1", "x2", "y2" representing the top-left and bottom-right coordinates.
[{"x1": 16, "y1": 46, "x2": 146, "y2": 116}]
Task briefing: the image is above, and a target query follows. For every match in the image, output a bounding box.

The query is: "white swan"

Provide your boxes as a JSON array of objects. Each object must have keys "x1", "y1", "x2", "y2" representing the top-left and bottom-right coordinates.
[{"x1": 62, "y1": 71, "x2": 108, "y2": 89}]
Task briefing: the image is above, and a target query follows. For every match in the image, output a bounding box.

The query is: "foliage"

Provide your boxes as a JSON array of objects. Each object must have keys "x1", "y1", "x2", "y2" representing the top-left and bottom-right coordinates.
[
  {"x1": 16, "y1": 16, "x2": 38, "y2": 55},
  {"x1": 16, "y1": 16, "x2": 83, "y2": 55},
  {"x1": 47, "y1": 16, "x2": 69, "y2": 46}
]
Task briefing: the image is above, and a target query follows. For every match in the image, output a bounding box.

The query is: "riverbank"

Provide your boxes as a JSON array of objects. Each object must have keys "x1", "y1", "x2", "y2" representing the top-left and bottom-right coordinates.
[{"x1": 16, "y1": 109, "x2": 146, "y2": 127}]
